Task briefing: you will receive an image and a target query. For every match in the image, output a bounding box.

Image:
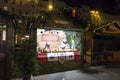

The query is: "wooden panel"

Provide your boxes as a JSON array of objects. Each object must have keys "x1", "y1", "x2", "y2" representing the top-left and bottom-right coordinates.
[{"x1": 113, "y1": 51, "x2": 120, "y2": 62}]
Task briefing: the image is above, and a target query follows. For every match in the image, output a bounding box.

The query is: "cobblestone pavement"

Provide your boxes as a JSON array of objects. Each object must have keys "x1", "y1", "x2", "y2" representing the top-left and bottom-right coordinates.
[{"x1": 12, "y1": 66, "x2": 120, "y2": 80}]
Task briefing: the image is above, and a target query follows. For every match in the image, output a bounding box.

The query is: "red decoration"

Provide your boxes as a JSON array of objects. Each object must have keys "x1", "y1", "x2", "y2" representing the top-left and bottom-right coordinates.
[
  {"x1": 74, "y1": 51, "x2": 81, "y2": 62},
  {"x1": 58, "y1": 53, "x2": 66, "y2": 64},
  {"x1": 72, "y1": 9, "x2": 76, "y2": 17},
  {"x1": 38, "y1": 51, "x2": 82, "y2": 65},
  {"x1": 38, "y1": 52, "x2": 47, "y2": 65}
]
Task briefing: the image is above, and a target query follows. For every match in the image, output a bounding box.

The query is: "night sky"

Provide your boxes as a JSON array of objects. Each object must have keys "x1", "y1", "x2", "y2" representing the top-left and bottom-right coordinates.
[{"x1": 60, "y1": 0, "x2": 118, "y2": 14}]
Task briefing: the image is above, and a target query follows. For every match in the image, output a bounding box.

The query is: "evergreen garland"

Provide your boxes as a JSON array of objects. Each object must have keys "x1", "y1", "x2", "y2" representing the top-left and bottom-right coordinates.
[{"x1": 14, "y1": 40, "x2": 41, "y2": 79}]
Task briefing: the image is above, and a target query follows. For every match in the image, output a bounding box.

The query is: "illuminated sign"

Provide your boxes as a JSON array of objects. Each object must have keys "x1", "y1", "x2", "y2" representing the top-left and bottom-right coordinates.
[{"x1": 37, "y1": 29, "x2": 81, "y2": 53}]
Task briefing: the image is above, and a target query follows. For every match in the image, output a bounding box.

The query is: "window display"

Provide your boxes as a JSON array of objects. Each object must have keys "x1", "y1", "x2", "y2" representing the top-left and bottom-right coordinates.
[
  {"x1": 37, "y1": 29, "x2": 81, "y2": 52},
  {"x1": 37, "y1": 29, "x2": 82, "y2": 65}
]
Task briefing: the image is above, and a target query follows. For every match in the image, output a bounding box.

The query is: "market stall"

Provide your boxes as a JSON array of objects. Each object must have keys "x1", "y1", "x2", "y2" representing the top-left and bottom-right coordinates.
[
  {"x1": 37, "y1": 28, "x2": 83, "y2": 74},
  {"x1": 85, "y1": 20, "x2": 120, "y2": 66}
]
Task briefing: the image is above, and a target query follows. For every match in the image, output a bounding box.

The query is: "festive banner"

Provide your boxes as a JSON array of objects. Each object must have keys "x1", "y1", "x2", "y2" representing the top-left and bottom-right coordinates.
[
  {"x1": 38, "y1": 51, "x2": 81, "y2": 65},
  {"x1": 65, "y1": 52, "x2": 74, "y2": 60},
  {"x1": 47, "y1": 52, "x2": 58, "y2": 61}
]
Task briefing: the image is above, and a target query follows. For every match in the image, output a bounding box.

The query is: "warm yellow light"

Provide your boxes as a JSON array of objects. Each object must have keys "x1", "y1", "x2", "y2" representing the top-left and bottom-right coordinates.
[
  {"x1": 2, "y1": 30, "x2": 6, "y2": 41},
  {"x1": 48, "y1": 5, "x2": 53, "y2": 11},
  {"x1": 90, "y1": 11, "x2": 95, "y2": 14},
  {"x1": 90, "y1": 10, "x2": 99, "y2": 14},
  {"x1": 95, "y1": 11, "x2": 99, "y2": 14}
]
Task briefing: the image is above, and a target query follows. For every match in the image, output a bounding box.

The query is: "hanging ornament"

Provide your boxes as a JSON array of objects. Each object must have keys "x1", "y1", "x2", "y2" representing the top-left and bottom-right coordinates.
[{"x1": 72, "y1": 9, "x2": 76, "y2": 17}]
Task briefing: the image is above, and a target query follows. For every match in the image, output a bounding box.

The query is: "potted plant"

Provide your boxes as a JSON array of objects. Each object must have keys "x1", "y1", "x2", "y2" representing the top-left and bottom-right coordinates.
[{"x1": 14, "y1": 40, "x2": 40, "y2": 80}]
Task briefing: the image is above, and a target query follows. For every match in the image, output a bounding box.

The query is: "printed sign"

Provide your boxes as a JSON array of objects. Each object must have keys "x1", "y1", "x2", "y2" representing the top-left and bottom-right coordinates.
[
  {"x1": 37, "y1": 29, "x2": 81, "y2": 53},
  {"x1": 65, "y1": 52, "x2": 74, "y2": 60},
  {"x1": 47, "y1": 52, "x2": 58, "y2": 61}
]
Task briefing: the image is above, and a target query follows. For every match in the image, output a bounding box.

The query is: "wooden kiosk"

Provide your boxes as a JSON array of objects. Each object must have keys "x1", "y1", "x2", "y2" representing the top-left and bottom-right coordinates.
[{"x1": 85, "y1": 20, "x2": 120, "y2": 66}]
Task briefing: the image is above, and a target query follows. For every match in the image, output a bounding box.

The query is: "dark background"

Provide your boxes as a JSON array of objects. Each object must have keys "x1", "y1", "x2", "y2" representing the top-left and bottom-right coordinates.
[{"x1": 59, "y1": 0, "x2": 119, "y2": 14}]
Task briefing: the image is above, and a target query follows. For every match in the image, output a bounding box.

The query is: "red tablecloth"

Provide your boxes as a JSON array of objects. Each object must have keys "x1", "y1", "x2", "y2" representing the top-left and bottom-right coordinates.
[{"x1": 38, "y1": 51, "x2": 81, "y2": 65}]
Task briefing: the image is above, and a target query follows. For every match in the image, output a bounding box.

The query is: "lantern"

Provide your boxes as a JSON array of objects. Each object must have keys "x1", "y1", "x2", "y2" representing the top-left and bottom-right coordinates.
[{"x1": 72, "y1": 9, "x2": 76, "y2": 17}]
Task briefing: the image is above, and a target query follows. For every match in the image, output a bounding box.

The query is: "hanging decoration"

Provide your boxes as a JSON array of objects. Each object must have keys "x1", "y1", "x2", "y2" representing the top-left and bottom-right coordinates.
[
  {"x1": 72, "y1": 9, "x2": 76, "y2": 17},
  {"x1": 38, "y1": 52, "x2": 47, "y2": 65}
]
